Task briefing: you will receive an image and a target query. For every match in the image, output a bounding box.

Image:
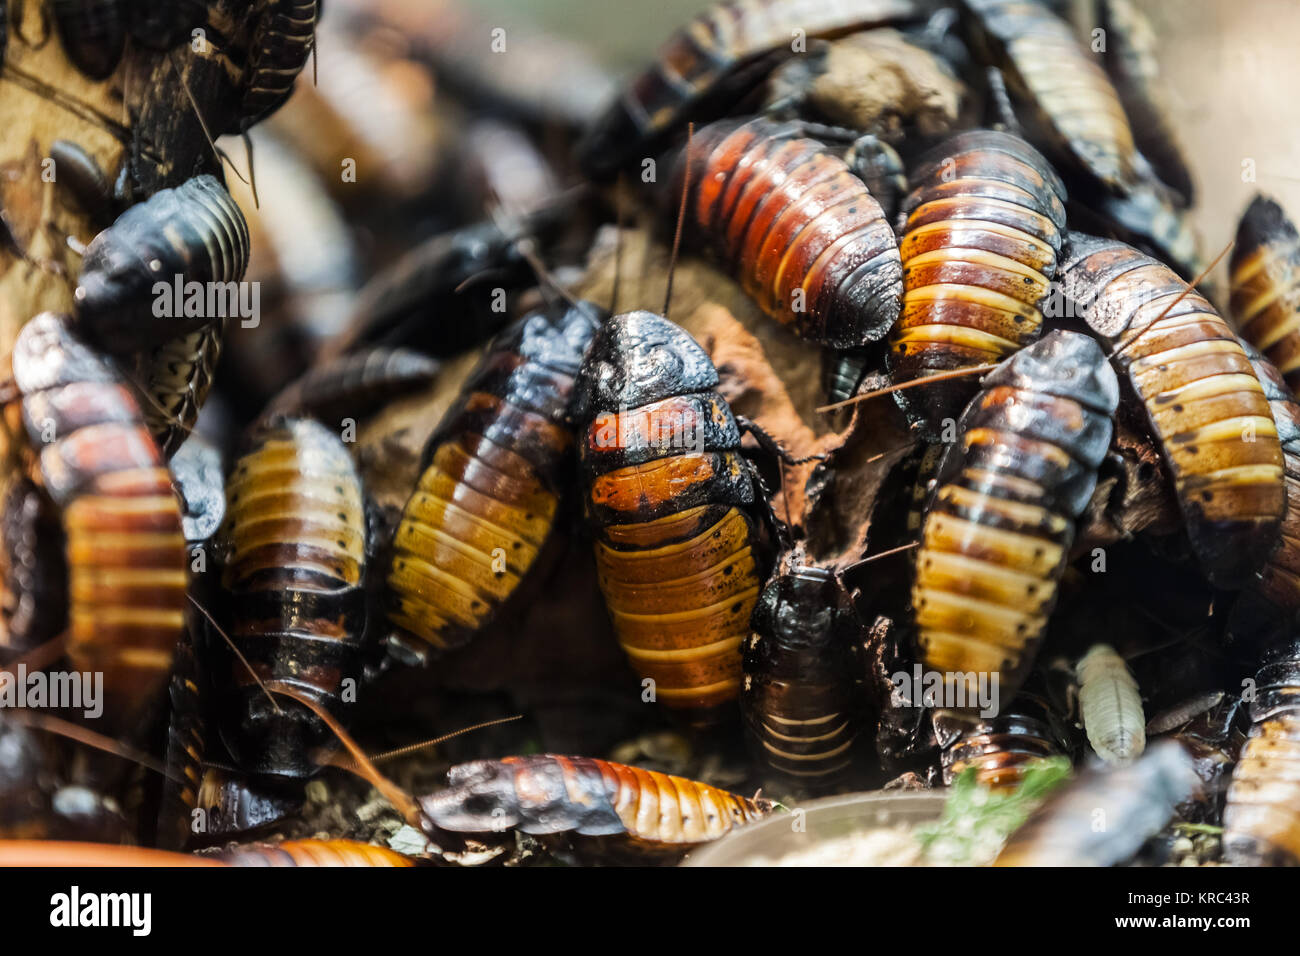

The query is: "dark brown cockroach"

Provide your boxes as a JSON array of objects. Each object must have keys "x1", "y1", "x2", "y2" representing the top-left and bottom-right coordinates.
[
  {"x1": 386, "y1": 302, "x2": 603, "y2": 653},
  {"x1": 216, "y1": 416, "x2": 370, "y2": 778},
  {"x1": 994, "y1": 739, "x2": 1200, "y2": 865},
  {"x1": 74, "y1": 175, "x2": 250, "y2": 356},
  {"x1": 889, "y1": 128, "x2": 1068, "y2": 435},
  {"x1": 577, "y1": 0, "x2": 919, "y2": 180},
  {"x1": 1230, "y1": 195, "x2": 1300, "y2": 392},
  {"x1": 821, "y1": 347, "x2": 873, "y2": 406},
  {"x1": 128, "y1": 0, "x2": 208, "y2": 50},
  {"x1": 1059, "y1": 234, "x2": 1286, "y2": 588},
  {"x1": 0, "y1": 477, "x2": 68, "y2": 654},
  {"x1": 134, "y1": 321, "x2": 224, "y2": 458},
  {"x1": 240, "y1": 1, "x2": 319, "y2": 128},
  {"x1": 216, "y1": 838, "x2": 415, "y2": 867},
  {"x1": 680, "y1": 117, "x2": 902, "y2": 348},
  {"x1": 265, "y1": 347, "x2": 441, "y2": 425},
  {"x1": 1223, "y1": 638, "x2": 1300, "y2": 864},
  {"x1": 193, "y1": 768, "x2": 303, "y2": 842},
  {"x1": 51, "y1": 0, "x2": 126, "y2": 80},
  {"x1": 574, "y1": 310, "x2": 771, "y2": 727},
  {"x1": 419, "y1": 755, "x2": 774, "y2": 865},
  {"x1": 742, "y1": 548, "x2": 867, "y2": 791},
  {"x1": 49, "y1": 139, "x2": 116, "y2": 227},
  {"x1": 1066, "y1": 170, "x2": 1201, "y2": 281},
  {"x1": 933, "y1": 690, "x2": 1070, "y2": 790},
  {"x1": 913, "y1": 331, "x2": 1117, "y2": 707},
  {"x1": 959, "y1": 0, "x2": 1137, "y2": 192},
  {"x1": 156, "y1": 627, "x2": 206, "y2": 851},
  {"x1": 9, "y1": 312, "x2": 187, "y2": 728}
]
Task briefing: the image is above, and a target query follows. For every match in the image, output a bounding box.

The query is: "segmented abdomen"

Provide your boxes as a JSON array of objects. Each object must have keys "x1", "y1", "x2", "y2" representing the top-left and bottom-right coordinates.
[
  {"x1": 158, "y1": 629, "x2": 205, "y2": 850},
  {"x1": 0, "y1": 477, "x2": 67, "y2": 653},
  {"x1": 267, "y1": 347, "x2": 440, "y2": 423},
  {"x1": 914, "y1": 331, "x2": 1117, "y2": 703},
  {"x1": 686, "y1": 117, "x2": 902, "y2": 347},
  {"x1": 1060, "y1": 235, "x2": 1286, "y2": 588},
  {"x1": 1230, "y1": 195, "x2": 1300, "y2": 391},
  {"x1": 387, "y1": 303, "x2": 601, "y2": 651},
  {"x1": 219, "y1": 417, "x2": 368, "y2": 777},
  {"x1": 241, "y1": 0, "x2": 319, "y2": 126},
  {"x1": 936, "y1": 692, "x2": 1067, "y2": 789},
  {"x1": 137, "y1": 322, "x2": 224, "y2": 458},
  {"x1": 890, "y1": 129, "x2": 1067, "y2": 433},
  {"x1": 219, "y1": 839, "x2": 414, "y2": 867},
  {"x1": 1075, "y1": 643, "x2": 1144, "y2": 764}
]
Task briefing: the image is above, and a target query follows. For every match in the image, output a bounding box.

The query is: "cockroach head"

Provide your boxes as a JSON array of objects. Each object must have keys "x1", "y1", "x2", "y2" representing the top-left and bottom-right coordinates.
[{"x1": 1236, "y1": 193, "x2": 1297, "y2": 250}]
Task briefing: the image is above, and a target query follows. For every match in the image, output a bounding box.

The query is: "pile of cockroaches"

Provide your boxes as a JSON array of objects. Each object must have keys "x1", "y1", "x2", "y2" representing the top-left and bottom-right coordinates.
[{"x1": 2, "y1": 0, "x2": 1300, "y2": 868}]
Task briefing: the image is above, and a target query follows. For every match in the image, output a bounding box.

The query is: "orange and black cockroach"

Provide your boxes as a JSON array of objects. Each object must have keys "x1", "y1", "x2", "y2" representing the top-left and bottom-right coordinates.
[
  {"x1": 742, "y1": 546, "x2": 869, "y2": 792},
  {"x1": 1230, "y1": 195, "x2": 1300, "y2": 392},
  {"x1": 74, "y1": 174, "x2": 250, "y2": 356},
  {"x1": 265, "y1": 347, "x2": 441, "y2": 425},
  {"x1": 386, "y1": 300, "x2": 604, "y2": 654},
  {"x1": 240, "y1": 1, "x2": 319, "y2": 129},
  {"x1": 888, "y1": 128, "x2": 1068, "y2": 436},
  {"x1": 577, "y1": 0, "x2": 919, "y2": 180},
  {"x1": 0, "y1": 838, "x2": 408, "y2": 867},
  {"x1": 679, "y1": 117, "x2": 903, "y2": 348},
  {"x1": 51, "y1": 0, "x2": 126, "y2": 80},
  {"x1": 573, "y1": 309, "x2": 773, "y2": 728},
  {"x1": 1223, "y1": 638, "x2": 1300, "y2": 864},
  {"x1": 1059, "y1": 234, "x2": 1287, "y2": 589},
  {"x1": 959, "y1": 0, "x2": 1138, "y2": 193},
  {"x1": 214, "y1": 838, "x2": 415, "y2": 867},
  {"x1": 933, "y1": 690, "x2": 1071, "y2": 790},
  {"x1": 215, "y1": 416, "x2": 371, "y2": 777},
  {"x1": 913, "y1": 330, "x2": 1118, "y2": 707},
  {"x1": 8, "y1": 312, "x2": 187, "y2": 730},
  {"x1": 994, "y1": 739, "x2": 1200, "y2": 865},
  {"x1": 0, "y1": 477, "x2": 67, "y2": 654}
]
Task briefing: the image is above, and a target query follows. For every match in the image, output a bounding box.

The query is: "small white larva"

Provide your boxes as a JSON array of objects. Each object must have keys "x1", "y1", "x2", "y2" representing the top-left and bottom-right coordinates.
[{"x1": 1076, "y1": 643, "x2": 1145, "y2": 764}]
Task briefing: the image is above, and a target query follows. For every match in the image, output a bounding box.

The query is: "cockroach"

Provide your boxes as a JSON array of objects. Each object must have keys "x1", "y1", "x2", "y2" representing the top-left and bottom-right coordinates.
[
  {"x1": 74, "y1": 174, "x2": 250, "y2": 356},
  {"x1": 9, "y1": 312, "x2": 187, "y2": 728},
  {"x1": 1230, "y1": 195, "x2": 1300, "y2": 392},
  {"x1": 889, "y1": 128, "x2": 1068, "y2": 434},
  {"x1": 134, "y1": 322, "x2": 224, "y2": 458},
  {"x1": 1059, "y1": 234, "x2": 1286, "y2": 588},
  {"x1": 51, "y1": 0, "x2": 126, "y2": 80},
  {"x1": 577, "y1": 0, "x2": 919, "y2": 180},
  {"x1": 128, "y1": 0, "x2": 208, "y2": 50},
  {"x1": 419, "y1": 755, "x2": 774, "y2": 865},
  {"x1": 156, "y1": 628, "x2": 206, "y2": 850},
  {"x1": 1066, "y1": 171, "x2": 1201, "y2": 281},
  {"x1": 959, "y1": 0, "x2": 1137, "y2": 192},
  {"x1": 934, "y1": 690, "x2": 1070, "y2": 789},
  {"x1": 265, "y1": 347, "x2": 441, "y2": 425},
  {"x1": 1075, "y1": 643, "x2": 1144, "y2": 764},
  {"x1": 0, "y1": 477, "x2": 67, "y2": 653},
  {"x1": 994, "y1": 739, "x2": 1200, "y2": 865},
  {"x1": 913, "y1": 330, "x2": 1118, "y2": 707},
  {"x1": 216, "y1": 416, "x2": 370, "y2": 777},
  {"x1": 240, "y1": 1, "x2": 319, "y2": 128},
  {"x1": 386, "y1": 301, "x2": 603, "y2": 653},
  {"x1": 574, "y1": 310, "x2": 771, "y2": 727},
  {"x1": 171, "y1": 435, "x2": 227, "y2": 548},
  {"x1": 216, "y1": 838, "x2": 415, "y2": 867},
  {"x1": 742, "y1": 547, "x2": 867, "y2": 791},
  {"x1": 679, "y1": 117, "x2": 902, "y2": 348},
  {"x1": 49, "y1": 139, "x2": 115, "y2": 226},
  {"x1": 191, "y1": 768, "x2": 302, "y2": 842},
  {"x1": 821, "y1": 347, "x2": 873, "y2": 406}
]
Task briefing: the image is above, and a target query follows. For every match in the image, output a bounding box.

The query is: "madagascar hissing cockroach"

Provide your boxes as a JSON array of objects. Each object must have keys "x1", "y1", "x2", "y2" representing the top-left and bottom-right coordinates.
[
  {"x1": 742, "y1": 547, "x2": 868, "y2": 792},
  {"x1": 0, "y1": 477, "x2": 67, "y2": 654},
  {"x1": 49, "y1": 139, "x2": 115, "y2": 226},
  {"x1": 156, "y1": 627, "x2": 206, "y2": 850},
  {"x1": 386, "y1": 301, "x2": 603, "y2": 653},
  {"x1": 51, "y1": 0, "x2": 126, "y2": 80},
  {"x1": 134, "y1": 321, "x2": 224, "y2": 458},
  {"x1": 216, "y1": 416, "x2": 370, "y2": 777},
  {"x1": 576, "y1": 0, "x2": 919, "y2": 180},
  {"x1": 419, "y1": 755, "x2": 774, "y2": 865},
  {"x1": 821, "y1": 347, "x2": 872, "y2": 406},
  {"x1": 913, "y1": 330, "x2": 1117, "y2": 707},
  {"x1": 215, "y1": 838, "x2": 415, "y2": 867},
  {"x1": 574, "y1": 310, "x2": 771, "y2": 727},
  {"x1": 9, "y1": 312, "x2": 187, "y2": 729},
  {"x1": 193, "y1": 768, "x2": 303, "y2": 843},
  {"x1": 74, "y1": 174, "x2": 250, "y2": 355},
  {"x1": 680, "y1": 117, "x2": 902, "y2": 348},
  {"x1": 1230, "y1": 195, "x2": 1300, "y2": 392},
  {"x1": 1223, "y1": 638, "x2": 1300, "y2": 864},
  {"x1": 240, "y1": 1, "x2": 320, "y2": 128},
  {"x1": 933, "y1": 690, "x2": 1070, "y2": 790},
  {"x1": 265, "y1": 347, "x2": 441, "y2": 425},
  {"x1": 959, "y1": 0, "x2": 1137, "y2": 192},
  {"x1": 888, "y1": 128, "x2": 1068, "y2": 435},
  {"x1": 1075, "y1": 643, "x2": 1144, "y2": 764},
  {"x1": 994, "y1": 739, "x2": 1200, "y2": 866},
  {"x1": 1059, "y1": 234, "x2": 1286, "y2": 588},
  {"x1": 1065, "y1": 170, "x2": 1201, "y2": 281}
]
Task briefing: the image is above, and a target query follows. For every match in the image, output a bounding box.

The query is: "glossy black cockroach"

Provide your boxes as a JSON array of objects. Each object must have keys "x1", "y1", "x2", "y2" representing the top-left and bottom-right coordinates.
[
  {"x1": 193, "y1": 768, "x2": 303, "y2": 842},
  {"x1": 995, "y1": 739, "x2": 1200, "y2": 865},
  {"x1": 1058, "y1": 234, "x2": 1286, "y2": 589},
  {"x1": 1231, "y1": 195, "x2": 1300, "y2": 392},
  {"x1": 240, "y1": 0, "x2": 319, "y2": 128},
  {"x1": 821, "y1": 347, "x2": 873, "y2": 406},
  {"x1": 577, "y1": 0, "x2": 919, "y2": 180},
  {"x1": 216, "y1": 416, "x2": 370, "y2": 778},
  {"x1": 51, "y1": 0, "x2": 126, "y2": 80},
  {"x1": 265, "y1": 347, "x2": 441, "y2": 425},
  {"x1": 1066, "y1": 169, "x2": 1201, "y2": 281},
  {"x1": 681, "y1": 117, "x2": 903, "y2": 347},
  {"x1": 0, "y1": 477, "x2": 67, "y2": 654},
  {"x1": 742, "y1": 547, "x2": 868, "y2": 792},
  {"x1": 959, "y1": 0, "x2": 1137, "y2": 192},
  {"x1": 128, "y1": 0, "x2": 208, "y2": 50},
  {"x1": 1223, "y1": 637, "x2": 1300, "y2": 864},
  {"x1": 1075, "y1": 643, "x2": 1144, "y2": 764},
  {"x1": 49, "y1": 139, "x2": 115, "y2": 227},
  {"x1": 135, "y1": 322, "x2": 224, "y2": 458},
  {"x1": 9, "y1": 312, "x2": 187, "y2": 730},
  {"x1": 913, "y1": 330, "x2": 1118, "y2": 707},
  {"x1": 934, "y1": 691, "x2": 1069, "y2": 790},
  {"x1": 574, "y1": 310, "x2": 772, "y2": 727},
  {"x1": 387, "y1": 301, "x2": 603, "y2": 653},
  {"x1": 74, "y1": 175, "x2": 250, "y2": 355},
  {"x1": 889, "y1": 128, "x2": 1068, "y2": 435}
]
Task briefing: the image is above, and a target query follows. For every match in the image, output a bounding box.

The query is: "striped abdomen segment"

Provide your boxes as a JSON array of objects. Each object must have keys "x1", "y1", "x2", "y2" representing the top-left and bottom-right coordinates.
[
  {"x1": 387, "y1": 304, "x2": 600, "y2": 651},
  {"x1": 0, "y1": 477, "x2": 67, "y2": 653},
  {"x1": 1230, "y1": 195, "x2": 1300, "y2": 390},
  {"x1": 936, "y1": 693, "x2": 1067, "y2": 790},
  {"x1": 219, "y1": 417, "x2": 368, "y2": 777},
  {"x1": 219, "y1": 839, "x2": 414, "y2": 867},
  {"x1": 1061, "y1": 236, "x2": 1286, "y2": 588},
  {"x1": 914, "y1": 331, "x2": 1117, "y2": 704},
  {"x1": 890, "y1": 129, "x2": 1067, "y2": 433},
  {"x1": 241, "y1": 1, "x2": 319, "y2": 126},
  {"x1": 137, "y1": 321, "x2": 224, "y2": 458},
  {"x1": 687, "y1": 117, "x2": 902, "y2": 346},
  {"x1": 158, "y1": 631, "x2": 205, "y2": 851},
  {"x1": 1075, "y1": 643, "x2": 1144, "y2": 764}
]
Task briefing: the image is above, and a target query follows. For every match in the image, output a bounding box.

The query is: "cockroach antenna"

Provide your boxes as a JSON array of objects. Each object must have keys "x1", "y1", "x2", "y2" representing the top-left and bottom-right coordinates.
[
  {"x1": 241, "y1": 130, "x2": 260, "y2": 210},
  {"x1": 168, "y1": 52, "x2": 254, "y2": 200},
  {"x1": 1148, "y1": 237, "x2": 1234, "y2": 328},
  {"x1": 817, "y1": 363, "x2": 1000, "y2": 413},
  {"x1": 663, "y1": 122, "x2": 694, "y2": 320},
  {"x1": 840, "y1": 540, "x2": 921, "y2": 573},
  {"x1": 326, "y1": 715, "x2": 524, "y2": 769},
  {"x1": 3, "y1": 710, "x2": 179, "y2": 783},
  {"x1": 186, "y1": 594, "x2": 284, "y2": 716}
]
